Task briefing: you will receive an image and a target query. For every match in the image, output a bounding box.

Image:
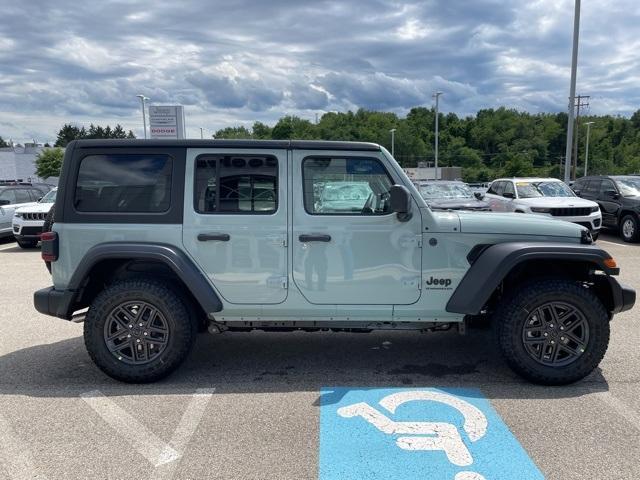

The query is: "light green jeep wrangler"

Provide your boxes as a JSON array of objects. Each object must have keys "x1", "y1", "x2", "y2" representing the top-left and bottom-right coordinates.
[{"x1": 35, "y1": 139, "x2": 635, "y2": 384}]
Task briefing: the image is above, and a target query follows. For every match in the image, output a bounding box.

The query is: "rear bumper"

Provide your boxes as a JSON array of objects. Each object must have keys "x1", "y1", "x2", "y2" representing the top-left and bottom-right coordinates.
[
  {"x1": 608, "y1": 277, "x2": 636, "y2": 315},
  {"x1": 34, "y1": 286, "x2": 75, "y2": 320}
]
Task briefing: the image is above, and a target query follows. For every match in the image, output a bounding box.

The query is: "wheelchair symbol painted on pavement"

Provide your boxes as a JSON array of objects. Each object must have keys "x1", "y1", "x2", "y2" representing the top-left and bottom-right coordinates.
[{"x1": 337, "y1": 390, "x2": 488, "y2": 480}]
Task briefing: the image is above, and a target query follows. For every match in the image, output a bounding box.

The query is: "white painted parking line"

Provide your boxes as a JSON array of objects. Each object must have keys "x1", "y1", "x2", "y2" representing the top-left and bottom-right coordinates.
[
  {"x1": 151, "y1": 388, "x2": 216, "y2": 480},
  {"x1": 593, "y1": 391, "x2": 640, "y2": 432},
  {"x1": 597, "y1": 240, "x2": 628, "y2": 248},
  {"x1": 0, "y1": 413, "x2": 47, "y2": 480},
  {"x1": 81, "y1": 390, "x2": 181, "y2": 467},
  {"x1": 0, "y1": 243, "x2": 17, "y2": 251}
]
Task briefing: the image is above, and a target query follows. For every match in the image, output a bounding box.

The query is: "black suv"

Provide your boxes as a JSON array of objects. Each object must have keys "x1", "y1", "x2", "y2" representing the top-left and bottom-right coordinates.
[{"x1": 573, "y1": 175, "x2": 640, "y2": 242}]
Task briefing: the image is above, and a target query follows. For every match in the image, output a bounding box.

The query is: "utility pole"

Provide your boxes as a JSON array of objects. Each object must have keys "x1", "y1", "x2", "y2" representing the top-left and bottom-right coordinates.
[
  {"x1": 564, "y1": 0, "x2": 581, "y2": 183},
  {"x1": 200, "y1": 127, "x2": 204, "y2": 139},
  {"x1": 389, "y1": 128, "x2": 396, "y2": 157},
  {"x1": 571, "y1": 94, "x2": 590, "y2": 180},
  {"x1": 433, "y1": 92, "x2": 443, "y2": 180},
  {"x1": 584, "y1": 121, "x2": 594, "y2": 176}
]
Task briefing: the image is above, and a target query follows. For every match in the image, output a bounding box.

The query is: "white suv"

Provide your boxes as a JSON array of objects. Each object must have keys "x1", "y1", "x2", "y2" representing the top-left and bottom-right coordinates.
[
  {"x1": 485, "y1": 178, "x2": 602, "y2": 238},
  {"x1": 12, "y1": 188, "x2": 57, "y2": 248}
]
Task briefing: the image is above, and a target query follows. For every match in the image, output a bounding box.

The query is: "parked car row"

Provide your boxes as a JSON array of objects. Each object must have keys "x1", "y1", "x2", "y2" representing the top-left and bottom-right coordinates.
[
  {"x1": 0, "y1": 182, "x2": 56, "y2": 248},
  {"x1": 413, "y1": 175, "x2": 640, "y2": 243}
]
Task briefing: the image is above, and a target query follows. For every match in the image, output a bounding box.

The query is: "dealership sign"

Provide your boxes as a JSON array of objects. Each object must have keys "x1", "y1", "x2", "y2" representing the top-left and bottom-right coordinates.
[{"x1": 149, "y1": 105, "x2": 186, "y2": 139}]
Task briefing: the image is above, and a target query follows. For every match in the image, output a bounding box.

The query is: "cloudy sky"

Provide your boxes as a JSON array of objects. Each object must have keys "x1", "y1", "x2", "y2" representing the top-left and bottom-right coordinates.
[{"x1": 1, "y1": 0, "x2": 639, "y2": 143}]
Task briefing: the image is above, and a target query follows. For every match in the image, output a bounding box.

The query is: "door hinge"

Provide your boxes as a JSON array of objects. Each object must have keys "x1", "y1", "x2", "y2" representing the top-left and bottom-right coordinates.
[
  {"x1": 268, "y1": 235, "x2": 287, "y2": 247},
  {"x1": 267, "y1": 275, "x2": 288, "y2": 289},
  {"x1": 399, "y1": 235, "x2": 422, "y2": 248},
  {"x1": 401, "y1": 276, "x2": 422, "y2": 290}
]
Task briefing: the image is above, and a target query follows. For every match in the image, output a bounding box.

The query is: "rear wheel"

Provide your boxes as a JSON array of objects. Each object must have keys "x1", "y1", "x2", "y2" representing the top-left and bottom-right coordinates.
[
  {"x1": 494, "y1": 279, "x2": 609, "y2": 385},
  {"x1": 17, "y1": 239, "x2": 38, "y2": 248},
  {"x1": 84, "y1": 279, "x2": 197, "y2": 383},
  {"x1": 620, "y1": 214, "x2": 640, "y2": 242}
]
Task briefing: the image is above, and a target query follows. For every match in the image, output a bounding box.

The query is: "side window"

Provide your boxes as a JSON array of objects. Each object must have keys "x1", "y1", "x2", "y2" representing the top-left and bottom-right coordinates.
[
  {"x1": 15, "y1": 189, "x2": 32, "y2": 203},
  {"x1": 600, "y1": 179, "x2": 616, "y2": 195},
  {"x1": 75, "y1": 154, "x2": 172, "y2": 213},
  {"x1": 194, "y1": 154, "x2": 278, "y2": 214},
  {"x1": 302, "y1": 157, "x2": 393, "y2": 215},
  {"x1": 490, "y1": 181, "x2": 505, "y2": 196},
  {"x1": 0, "y1": 189, "x2": 17, "y2": 204},
  {"x1": 503, "y1": 182, "x2": 515, "y2": 197},
  {"x1": 585, "y1": 179, "x2": 601, "y2": 195}
]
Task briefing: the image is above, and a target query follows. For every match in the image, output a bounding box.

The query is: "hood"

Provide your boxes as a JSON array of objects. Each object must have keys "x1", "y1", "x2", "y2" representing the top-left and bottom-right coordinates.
[
  {"x1": 457, "y1": 211, "x2": 585, "y2": 238},
  {"x1": 428, "y1": 198, "x2": 491, "y2": 210},
  {"x1": 515, "y1": 196, "x2": 598, "y2": 208},
  {"x1": 15, "y1": 202, "x2": 53, "y2": 214}
]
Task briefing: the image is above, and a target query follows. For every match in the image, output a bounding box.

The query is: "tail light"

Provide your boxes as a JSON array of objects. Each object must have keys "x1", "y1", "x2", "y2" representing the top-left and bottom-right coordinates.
[{"x1": 40, "y1": 231, "x2": 58, "y2": 262}]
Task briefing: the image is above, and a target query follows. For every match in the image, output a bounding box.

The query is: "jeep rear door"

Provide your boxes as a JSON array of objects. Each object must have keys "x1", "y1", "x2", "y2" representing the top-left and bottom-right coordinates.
[
  {"x1": 291, "y1": 150, "x2": 422, "y2": 306},
  {"x1": 182, "y1": 148, "x2": 288, "y2": 305}
]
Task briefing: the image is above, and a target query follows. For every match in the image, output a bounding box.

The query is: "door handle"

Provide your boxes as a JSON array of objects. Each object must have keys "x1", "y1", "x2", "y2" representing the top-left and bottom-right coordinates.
[
  {"x1": 198, "y1": 233, "x2": 230, "y2": 242},
  {"x1": 299, "y1": 234, "x2": 331, "y2": 243}
]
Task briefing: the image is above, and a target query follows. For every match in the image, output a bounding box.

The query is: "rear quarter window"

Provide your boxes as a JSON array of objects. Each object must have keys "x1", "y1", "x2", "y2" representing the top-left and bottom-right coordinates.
[{"x1": 75, "y1": 154, "x2": 172, "y2": 213}]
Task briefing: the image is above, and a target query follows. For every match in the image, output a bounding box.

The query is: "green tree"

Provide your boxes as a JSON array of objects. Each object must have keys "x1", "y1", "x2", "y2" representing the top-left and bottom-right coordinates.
[
  {"x1": 35, "y1": 148, "x2": 64, "y2": 179},
  {"x1": 54, "y1": 124, "x2": 85, "y2": 147}
]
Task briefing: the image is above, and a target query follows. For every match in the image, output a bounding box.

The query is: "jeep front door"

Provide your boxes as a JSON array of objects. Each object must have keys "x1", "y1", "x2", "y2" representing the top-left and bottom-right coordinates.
[
  {"x1": 182, "y1": 149, "x2": 288, "y2": 304},
  {"x1": 291, "y1": 152, "x2": 422, "y2": 305}
]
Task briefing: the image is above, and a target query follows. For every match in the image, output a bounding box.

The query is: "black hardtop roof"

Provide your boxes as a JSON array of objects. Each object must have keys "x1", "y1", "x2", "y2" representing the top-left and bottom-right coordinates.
[{"x1": 69, "y1": 138, "x2": 381, "y2": 152}]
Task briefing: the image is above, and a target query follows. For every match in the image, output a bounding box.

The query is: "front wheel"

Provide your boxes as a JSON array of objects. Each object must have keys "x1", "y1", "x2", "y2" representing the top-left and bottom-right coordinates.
[
  {"x1": 84, "y1": 279, "x2": 197, "y2": 383},
  {"x1": 494, "y1": 279, "x2": 610, "y2": 385}
]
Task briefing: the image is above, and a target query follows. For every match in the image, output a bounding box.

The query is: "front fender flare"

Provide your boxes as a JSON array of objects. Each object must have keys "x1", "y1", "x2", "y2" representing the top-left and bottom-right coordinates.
[{"x1": 446, "y1": 242, "x2": 619, "y2": 315}]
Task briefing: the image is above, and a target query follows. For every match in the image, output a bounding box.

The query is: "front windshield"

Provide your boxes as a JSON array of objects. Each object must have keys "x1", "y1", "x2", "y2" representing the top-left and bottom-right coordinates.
[
  {"x1": 40, "y1": 189, "x2": 57, "y2": 203},
  {"x1": 516, "y1": 181, "x2": 575, "y2": 198},
  {"x1": 419, "y1": 183, "x2": 472, "y2": 199},
  {"x1": 615, "y1": 177, "x2": 640, "y2": 197}
]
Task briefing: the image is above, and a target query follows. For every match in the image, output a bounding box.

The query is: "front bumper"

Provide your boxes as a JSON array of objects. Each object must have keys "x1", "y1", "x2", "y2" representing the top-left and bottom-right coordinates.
[
  {"x1": 607, "y1": 277, "x2": 636, "y2": 314},
  {"x1": 13, "y1": 218, "x2": 44, "y2": 240},
  {"x1": 34, "y1": 286, "x2": 76, "y2": 320}
]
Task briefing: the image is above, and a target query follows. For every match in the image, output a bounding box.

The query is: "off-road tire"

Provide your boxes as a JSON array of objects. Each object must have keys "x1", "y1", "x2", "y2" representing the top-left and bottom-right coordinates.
[
  {"x1": 620, "y1": 214, "x2": 640, "y2": 243},
  {"x1": 84, "y1": 279, "x2": 197, "y2": 383},
  {"x1": 17, "y1": 239, "x2": 38, "y2": 249},
  {"x1": 494, "y1": 279, "x2": 609, "y2": 385}
]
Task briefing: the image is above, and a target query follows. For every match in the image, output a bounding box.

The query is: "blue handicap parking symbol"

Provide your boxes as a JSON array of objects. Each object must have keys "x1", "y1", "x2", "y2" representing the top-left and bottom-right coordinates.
[{"x1": 319, "y1": 387, "x2": 544, "y2": 480}]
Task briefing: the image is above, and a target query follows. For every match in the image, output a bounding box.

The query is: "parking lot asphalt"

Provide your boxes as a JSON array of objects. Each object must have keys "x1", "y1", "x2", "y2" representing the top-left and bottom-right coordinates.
[{"x1": 0, "y1": 232, "x2": 639, "y2": 480}]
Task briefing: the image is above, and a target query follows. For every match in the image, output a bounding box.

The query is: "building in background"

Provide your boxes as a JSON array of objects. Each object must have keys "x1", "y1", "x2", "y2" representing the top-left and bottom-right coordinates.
[
  {"x1": 404, "y1": 166, "x2": 462, "y2": 181},
  {"x1": 0, "y1": 144, "x2": 59, "y2": 185}
]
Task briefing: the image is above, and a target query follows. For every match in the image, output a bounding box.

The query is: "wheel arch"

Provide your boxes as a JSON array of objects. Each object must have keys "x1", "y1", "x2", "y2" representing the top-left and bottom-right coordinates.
[
  {"x1": 446, "y1": 242, "x2": 620, "y2": 316},
  {"x1": 64, "y1": 242, "x2": 222, "y2": 323}
]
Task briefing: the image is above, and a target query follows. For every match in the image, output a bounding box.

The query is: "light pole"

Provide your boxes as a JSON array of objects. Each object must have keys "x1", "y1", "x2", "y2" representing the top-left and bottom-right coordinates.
[
  {"x1": 389, "y1": 128, "x2": 396, "y2": 157},
  {"x1": 432, "y1": 91, "x2": 443, "y2": 180},
  {"x1": 136, "y1": 94, "x2": 149, "y2": 139},
  {"x1": 584, "y1": 121, "x2": 594, "y2": 177},
  {"x1": 563, "y1": 0, "x2": 581, "y2": 183},
  {"x1": 200, "y1": 127, "x2": 204, "y2": 139}
]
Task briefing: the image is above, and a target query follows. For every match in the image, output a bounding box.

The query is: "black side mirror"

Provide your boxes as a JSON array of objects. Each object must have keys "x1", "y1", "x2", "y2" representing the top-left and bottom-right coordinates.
[
  {"x1": 605, "y1": 190, "x2": 620, "y2": 199},
  {"x1": 0, "y1": 199, "x2": 9, "y2": 206},
  {"x1": 503, "y1": 192, "x2": 515, "y2": 199},
  {"x1": 574, "y1": 190, "x2": 581, "y2": 197},
  {"x1": 474, "y1": 192, "x2": 484, "y2": 200},
  {"x1": 390, "y1": 184, "x2": 412, "y2": 222}
]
